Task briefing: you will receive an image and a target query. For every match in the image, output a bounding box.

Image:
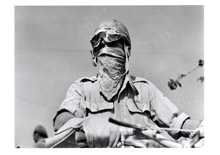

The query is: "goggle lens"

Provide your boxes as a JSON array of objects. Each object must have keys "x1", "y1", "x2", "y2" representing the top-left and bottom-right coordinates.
[{"x1": 90, "y1": 32, "x2": 121, "y2": 49}]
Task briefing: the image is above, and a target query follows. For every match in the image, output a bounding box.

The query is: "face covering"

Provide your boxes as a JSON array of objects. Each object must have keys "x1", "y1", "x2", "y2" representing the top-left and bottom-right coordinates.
[{"x1": 97, "y1": 46, "x2": 126, "y2": 100}]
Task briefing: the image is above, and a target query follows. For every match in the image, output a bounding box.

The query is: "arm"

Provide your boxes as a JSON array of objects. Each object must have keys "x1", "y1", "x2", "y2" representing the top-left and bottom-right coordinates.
[
  {"x1": 180, "y1": 119, "x2": 202, "y2": 137},
  {"x1": 54, "y1": 111, "x2": 75, "y2": 132},
  {"x1": 53, "y1": 82, "x2": 86, "y2": 132},
  {"x1": 53, "y1": 80, "x2": 120, "y2": 148},
  {"x1": 148, "y1": 82, "x2": 191, "y2": 139},
  {"x1": 182, "y1": 119, "x2": 202, "y2": 130}
]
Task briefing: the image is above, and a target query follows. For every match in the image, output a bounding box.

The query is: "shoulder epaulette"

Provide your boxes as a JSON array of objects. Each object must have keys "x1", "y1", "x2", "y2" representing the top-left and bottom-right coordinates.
[
  {"x1": 131, "y1": 75, "x2": 149, "y2": 84},
  {"x1": 78, "y1": 76, "x2": 97, "y2": 83}
]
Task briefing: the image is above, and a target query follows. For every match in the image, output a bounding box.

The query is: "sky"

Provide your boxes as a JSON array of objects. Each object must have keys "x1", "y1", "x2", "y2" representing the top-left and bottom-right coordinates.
[{"x1": 15, "y1": 6, "x2": 204, "y2": 148}]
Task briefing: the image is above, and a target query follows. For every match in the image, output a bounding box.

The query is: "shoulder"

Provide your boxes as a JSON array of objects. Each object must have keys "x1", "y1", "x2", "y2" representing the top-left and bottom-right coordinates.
[
  {"x1": 67, "y1": 76, "x2": 98, "y2": 92},
  {"x1": 66, "y1": 76, "x2": 97, "y2": 92},
  {"x1": 71, "y1": 76, "x2": 97, "y2": 86},
  {"x1": 130, "y1": 75, "x2": 157, "y2": 91},
  {"x1": 130, "y1": 75, "x2": 149, "y2": 84},
  {"x1": 76, "y1": 76, "x2": 97, "y2": 83},
  {"x1": 63, "y1": 76, "x2": 98, "y2": 99}
]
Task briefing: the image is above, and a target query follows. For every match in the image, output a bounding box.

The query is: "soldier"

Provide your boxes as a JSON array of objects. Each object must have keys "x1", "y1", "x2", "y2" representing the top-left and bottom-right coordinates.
[{"x1": 53, "y1": 19, "x2": 202, "y2": 148}]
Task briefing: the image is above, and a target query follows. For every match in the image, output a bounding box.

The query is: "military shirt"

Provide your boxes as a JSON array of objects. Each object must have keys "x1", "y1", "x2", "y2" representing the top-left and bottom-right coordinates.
[{"x1": 54, "y1": 75, "x2": 189, "y2": 141}]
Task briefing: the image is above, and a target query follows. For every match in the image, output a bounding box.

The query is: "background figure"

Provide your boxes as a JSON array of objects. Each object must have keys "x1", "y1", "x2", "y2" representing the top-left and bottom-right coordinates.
[{"x1": 33, "y1": 125, "x2": 48, "y2": 148}]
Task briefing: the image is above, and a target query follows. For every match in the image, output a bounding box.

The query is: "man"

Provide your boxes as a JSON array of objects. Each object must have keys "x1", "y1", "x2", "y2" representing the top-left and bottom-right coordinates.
[
  {"x1": 33, "y1": 125, "x2": 48, "y2": 148},
  {"x1": 53, "y1": 19, "x2": 202, "y2": 148}
]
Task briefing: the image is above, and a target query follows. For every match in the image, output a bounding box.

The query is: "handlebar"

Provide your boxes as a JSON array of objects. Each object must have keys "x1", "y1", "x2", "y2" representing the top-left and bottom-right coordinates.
[
  {"x1": 108, "y1": 117, "x2": 204, "y2": 148},
  {"x1": 44, "y1": 117, "x2": 203, "y2": 148}
]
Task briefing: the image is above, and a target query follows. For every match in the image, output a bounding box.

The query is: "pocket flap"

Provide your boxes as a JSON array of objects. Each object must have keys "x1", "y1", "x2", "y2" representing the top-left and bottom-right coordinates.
[
  {"x1": 85, "y1": 101, "x2": 114, "y2": 112},
  {"x1": 126, "y1": 101, "x2": 150, "y2": 113}
]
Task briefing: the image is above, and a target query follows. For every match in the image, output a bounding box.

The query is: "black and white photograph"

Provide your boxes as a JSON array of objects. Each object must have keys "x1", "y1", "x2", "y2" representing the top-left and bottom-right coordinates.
[{"x1": 14, "y1": 5, "x2": 204, "y2": 148}]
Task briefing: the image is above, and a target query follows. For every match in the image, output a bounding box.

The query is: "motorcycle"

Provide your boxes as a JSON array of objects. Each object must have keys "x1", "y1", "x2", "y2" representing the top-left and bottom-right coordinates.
[{"x1": 44, "y1": 117, "x2": 204, "y2": 148}]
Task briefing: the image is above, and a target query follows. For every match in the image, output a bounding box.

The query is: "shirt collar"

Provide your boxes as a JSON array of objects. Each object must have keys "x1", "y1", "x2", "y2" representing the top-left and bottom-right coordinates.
[
  {"x1": 96, "y1": 73, "x2": 139, "y2": 101},
  {"x1": 122, "y1": 74, "x2": 139, "y2": 96}
]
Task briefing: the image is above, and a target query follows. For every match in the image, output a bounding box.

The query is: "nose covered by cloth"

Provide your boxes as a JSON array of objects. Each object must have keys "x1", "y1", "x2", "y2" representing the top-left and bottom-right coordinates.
[{"x1": 97, "y1": 45, "x2": 127, "y2": 100}]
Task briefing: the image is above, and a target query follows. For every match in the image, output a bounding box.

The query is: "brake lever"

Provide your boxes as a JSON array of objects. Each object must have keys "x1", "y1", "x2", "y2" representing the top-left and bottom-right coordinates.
[{"x1": 108, "y1": 117, "x2": 147, "y2": 131}]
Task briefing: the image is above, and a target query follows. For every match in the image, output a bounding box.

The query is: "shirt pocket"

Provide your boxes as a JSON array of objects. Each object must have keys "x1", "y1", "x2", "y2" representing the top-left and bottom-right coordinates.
[{"x1": 85, "y1": 101, "x2": 114, "y2": 113}]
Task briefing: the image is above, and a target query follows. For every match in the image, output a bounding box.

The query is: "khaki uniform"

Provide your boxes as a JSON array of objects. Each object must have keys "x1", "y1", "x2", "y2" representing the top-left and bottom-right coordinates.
[{"x1": 54, "y1": 74, "x2": 189, "y2": 144}]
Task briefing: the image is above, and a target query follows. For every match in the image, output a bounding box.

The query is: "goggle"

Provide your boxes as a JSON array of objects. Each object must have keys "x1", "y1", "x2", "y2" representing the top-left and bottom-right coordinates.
[{"x1": 90, "y1": 30, "x2": 129, "y2": 49}]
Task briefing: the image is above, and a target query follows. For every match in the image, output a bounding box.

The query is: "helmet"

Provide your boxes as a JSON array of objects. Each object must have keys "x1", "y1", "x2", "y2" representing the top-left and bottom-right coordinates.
[
  {"x1": 90, "y1": 19, "x2": 131, "y2": 57},
  {"x1": 33, "y1": 125, "x2": 48, "y2": 138}
]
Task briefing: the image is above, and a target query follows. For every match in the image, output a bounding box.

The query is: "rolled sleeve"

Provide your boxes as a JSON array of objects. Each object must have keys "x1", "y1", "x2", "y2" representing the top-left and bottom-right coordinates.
[
  {"x1": 59, "y1": 96, "x2": 81, "y2": 115},
  {"x1": 149, "y1": 82, "x2": 179, "y2": 126},
  {"x1": 53, "y1": 82, "x2": 86, "y2": 124},
  {"x1": 148, "y1": 82, "x2": 189, "y2": 138},
  {"x1": 169, "y1": 113, "x2": 190, "y2": 138}
]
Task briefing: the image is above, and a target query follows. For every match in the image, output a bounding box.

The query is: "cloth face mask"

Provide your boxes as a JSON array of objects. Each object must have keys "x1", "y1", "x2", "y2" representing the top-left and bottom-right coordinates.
[{"x1": 97, "y1": 46, "x2": 126, "y2": 100}]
